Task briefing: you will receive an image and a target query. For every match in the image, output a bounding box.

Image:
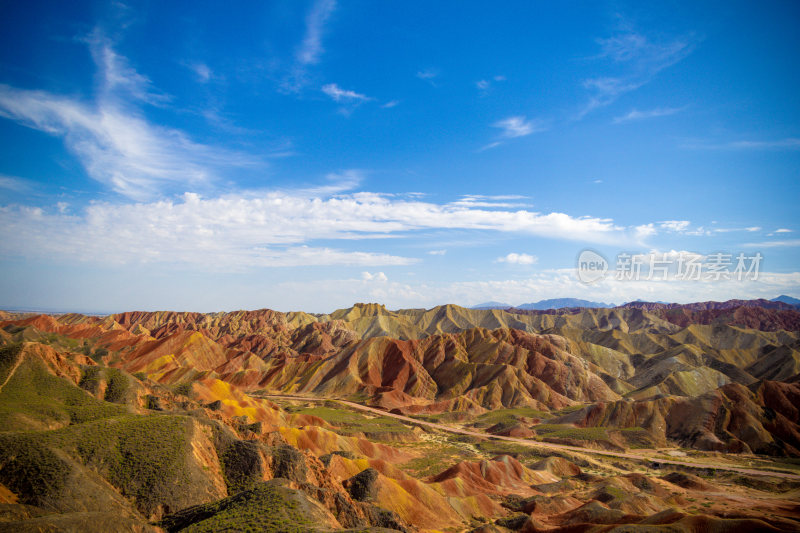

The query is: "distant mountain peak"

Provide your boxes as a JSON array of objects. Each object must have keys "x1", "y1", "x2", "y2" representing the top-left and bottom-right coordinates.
[
  {"x1": 773, "y1": 295, "x2": 800, "y2": 307},
  {"x1": 470, "y1": 301, "x2": 512, "y2": 310},
  {"x1": 515, "y1": 298, "x2": 613, "y2": 310}
]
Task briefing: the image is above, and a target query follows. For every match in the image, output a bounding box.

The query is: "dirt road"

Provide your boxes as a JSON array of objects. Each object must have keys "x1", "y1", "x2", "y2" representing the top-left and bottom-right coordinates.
[
  {"x1": 0, "y1": 351, "x2": 24, "y2": 394},
  {"x1": 259, "y1": 393, "x2": 800, "y2": 480}
]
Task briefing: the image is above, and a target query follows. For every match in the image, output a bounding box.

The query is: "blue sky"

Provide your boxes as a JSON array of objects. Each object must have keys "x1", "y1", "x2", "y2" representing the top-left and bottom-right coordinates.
[{"x1": 0, "y1": 1, "x2": 799, "y2": 313}]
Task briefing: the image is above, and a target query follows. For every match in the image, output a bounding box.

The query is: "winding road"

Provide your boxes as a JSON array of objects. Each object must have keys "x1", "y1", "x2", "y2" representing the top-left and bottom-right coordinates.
[{"x1": 258, "y1": 393, "x2": 800, "y2": 481}]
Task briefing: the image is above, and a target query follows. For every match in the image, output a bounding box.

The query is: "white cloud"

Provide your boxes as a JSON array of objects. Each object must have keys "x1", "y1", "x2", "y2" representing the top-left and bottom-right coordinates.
[
  {"x1": 361, "y1": 271, "x2": 388, "y2": 282},
  {"x1": 580, "y1": 31, "x2": 694, "y2": 117},
  {"x1": 282, "y1": 0, "x2": 337, "y2": 92},
  {"x1": 743, "y1": 239, "x2": 800, "y2": 248},
  {"x1": 0, "y1": 185, "x2": 652, "y2": 271},
  {"x1": 660, "y1": 220, "x2": 691, "y2": 232},
  {"x1": 613, "y1": 106, "x2": 684, "y2": 124},
  {"x1": 416, "y1": 69, "x2": 438, "y2": 80},
  {"x1": 450, "y1": 194, "x2": 530, "y2": 208},
  {"x1": 304, "y1": 169, "x2": 364, "y2": 195},
  {"x1": 634, "y1": 223, "x2": 657, "y2": 239},
  {"x1": 0, "y1": 35, "x2": 260, "y2": 202},
  {"x1": 497, "y1": 252, "x2": 538, "y2": 265},
  {"x1": 492, "y1": 115, "x2": 544, "y2": 138},
  {"x1": 476, "y1": 75, "x2": 506, "y2": 93},
  {"x1": 190, "y1": 63, "x2": 212, "y2": 83},
  {"x1": 711, "y1": 226, "x2": 762, "y2": 234},
  {"x1": 87, "y1": 33, "x2": 170, "y2": 106},
  {"x1": 776, "y1": 228, "x2": 793, "y2": 233},
  {"x1": 427, "y1": 250, "x2": 446, "y2": 256},
  {"x1": 381, "y1": 100, "x2": 399, "y2": 108},
  {"x1": 478, "y1": 141, "x2": 503, "y2": 152},
  {"x1": 0, "y1": 174, "x2": 32, "y2": 193},
  {"x1": 296, "y1": 0, "x2": 337, "y2": 66},
  {"x1": 657, "y1": 221, "x2": 762, "y2": 236},
  {"x1": 321, "y1": 83, "x2": 370, "y2": 102},
  {"x1": 0, "y1": 83, "x2": 255, "y2": 201},
  {"x1": 728, "y1": 138, "x2": 800, "y2": 150}
]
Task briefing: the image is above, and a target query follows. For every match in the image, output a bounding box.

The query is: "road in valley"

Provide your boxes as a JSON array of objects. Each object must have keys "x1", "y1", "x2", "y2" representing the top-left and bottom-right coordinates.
[{"x1": 257, "y1": 393, "x2": 800, "y2": 481}]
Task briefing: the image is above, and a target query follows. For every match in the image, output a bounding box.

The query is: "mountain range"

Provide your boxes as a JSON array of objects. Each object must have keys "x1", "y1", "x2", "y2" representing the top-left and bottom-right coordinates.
[
  {"x1": 473, "y1": 298, "x2": 614, "y2": 310},
  {"x1": 2, "y1": 299, "x2": 800, "y2": 531}
]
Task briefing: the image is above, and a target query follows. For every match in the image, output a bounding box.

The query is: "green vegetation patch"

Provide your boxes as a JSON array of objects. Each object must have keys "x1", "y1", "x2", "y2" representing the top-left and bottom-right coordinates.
[
  {"x1": 292, "y1": 405, "x2": 412, "y2": 438},
  {"x1": 0, "y1": 355, "x2": 127, "y2": 430},
  {"x1": 73, "y1": 415, "x2": 193, "y2": 512},
  {"x1": 0, "y1": 433, "x2": 71, "y2": 507},
  {"x1": 158, "y1": 481, "x2": 318, "y2": 533},
  {"x1": 78, "y1": 366, "x2": 102, "y2": 394},
  {"x1": 409, "y1": 411, "x2": 471, "y2": 424},
  {"x1": 553, "y1": 404, "x2": 586, "y2": 415},
  {"x1": 0, "y1": 342, "x2": 23, "y2": 383},
  {"x1": 475, "y1": 440, "x2": 546, "y2": 461},
  {"x1": 399, "y1": 443, "x2": 475, "y2": 478},
  {"x1": 0, "y1": 414, "x2": 194, "y2": 515},
  {"x1": 617, "y1": 426, "x2": 654, "y2": 448},
  {"x1": 173, "y1": 382, "x2": 194, "y2": 398},
  {"x1": 102, "y1": 368, "x2": 129, "y2": 403},
  {"x1": 471, "y1": 407, "x2": 550, "y2": 428},
  {"x1": 534, "y1": 424, "x2": 609, "y2": 441}
]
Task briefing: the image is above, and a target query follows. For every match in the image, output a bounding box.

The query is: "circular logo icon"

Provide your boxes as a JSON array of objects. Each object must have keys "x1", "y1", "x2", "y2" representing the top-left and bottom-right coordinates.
[{"x1": 576, "y1": 249, "x2": 608, "y2": 284}]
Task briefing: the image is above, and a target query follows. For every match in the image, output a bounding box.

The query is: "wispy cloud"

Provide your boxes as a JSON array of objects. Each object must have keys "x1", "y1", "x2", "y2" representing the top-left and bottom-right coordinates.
[
  {"x1": 321, "y1": 83, "x2": 370, "y2": 103},
  {"x1": 87, "y1": 32, "x2": 170, "y2": 106},
  {"x1": 483, "y1": 116, "x2": 547, "y2": 150},
  {"x1": 635, "y1": 223, "x2": 658, "y2": 239},
  {"x1": 658, "y1": 220, "x2": 762, "y2": 236},
  {"x1": 189, "y1": 62, "x2": 213, "y2": 83},
  {"x1": 743, "y1": 239, "x2": 800, "y2": 248},
  {"x1": 613, "y1": 106, "x2": 684, "y2": 124},
  {"x1": 296, "y1": 0, "x2": 337, "y2": 66},
  {"x1": 381, "y1": 100, "x2": 400, "y2": 109},
  {"x1": 0, "y1": 37, "x2": 258, "y2": 201},
  {"x1": 0, "y1": 174, "x2": 33, "y2": 193},
  {"x1": 428, "y1": 249, "x2": 447, "y2": 256},
  {"x1": 579, "y1": 30, "x2": 694, "y2": 118},
  {"x1": 283, "y1": 0, "x2": 337, "y2": 91},
  {"x1": 684, "y1": 138, "x2": 800, "y2": 150},
  {"x1": 478, "y1": 141, "x2": 502, "y2": 152},
  {"x1": 475, "y1": 75, "x2": 505, "y2": 94},
  {"x1": 497, "y1": 252, "x2": 538, "y2": 265},
  {"x1": 451, "y1": 194, "x2": 530, "y2": 208},
  {"x1": 492, "y1": 116, "x2": 546, "y2": 138},
  {"x1": 303, "y1": 169, "x2": 364, "y2": 195},
  {"x1": 416, "y1": 68, "x2": 440, "y2": 87}
]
